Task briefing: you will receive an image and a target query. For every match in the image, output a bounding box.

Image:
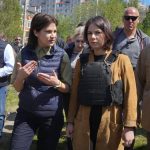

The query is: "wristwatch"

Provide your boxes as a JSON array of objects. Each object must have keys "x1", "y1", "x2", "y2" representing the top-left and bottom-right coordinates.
[{"x1": 54, "y1": 81, "x2": 61, "y2": 89}]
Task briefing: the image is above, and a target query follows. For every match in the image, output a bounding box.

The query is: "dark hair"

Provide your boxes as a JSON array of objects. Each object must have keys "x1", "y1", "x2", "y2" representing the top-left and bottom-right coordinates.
[
  {"x1": 84, "y1": 16, "x2": 113, "y2": 50},
  {"x1": 27, "y1": 13, "x2": 58, "y2": 49}
]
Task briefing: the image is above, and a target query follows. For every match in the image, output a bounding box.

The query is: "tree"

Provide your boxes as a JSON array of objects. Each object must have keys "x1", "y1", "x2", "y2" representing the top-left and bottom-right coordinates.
[
  {"x1": 98, "y1": 0, "x2": 125, "y2": 30},
  {"x1": 72, "y1": 0, "x2": 125, "y2": 31},
  {"x1": 126, "y1": 0, "x2": 139, "y2": 8},
  {"x1": 0, "y1": 0, "x2": 22, "y2": 40},
  {"x1": 142, "y1": 10, "x2": 150, "y2": 36},
  {"x1": 57, "y1": 15, "x2": 75, "y2": 40},
  {"x1": 72, "y1": 1, "x2": 96, "y2": 26}
]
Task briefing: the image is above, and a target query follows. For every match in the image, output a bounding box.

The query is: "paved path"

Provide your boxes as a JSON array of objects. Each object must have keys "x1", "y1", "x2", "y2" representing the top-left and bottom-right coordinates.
[{"x1": 0, "y1": 112, "x2": 16, "y2": 150}]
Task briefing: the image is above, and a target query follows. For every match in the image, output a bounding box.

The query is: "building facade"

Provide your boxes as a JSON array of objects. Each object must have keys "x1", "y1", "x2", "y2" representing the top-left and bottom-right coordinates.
[{"x1": 20, "y1": 0, "x2": 89, "y2": 16}]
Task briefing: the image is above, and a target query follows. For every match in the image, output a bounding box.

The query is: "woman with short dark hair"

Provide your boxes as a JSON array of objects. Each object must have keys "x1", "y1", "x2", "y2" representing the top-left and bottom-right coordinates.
[
  {"x1": 10, "y1": 13, "x2": 72, "y2": 150},
  {"x1": 66, "y1": 16, "x2": 137, "y2": 150}
]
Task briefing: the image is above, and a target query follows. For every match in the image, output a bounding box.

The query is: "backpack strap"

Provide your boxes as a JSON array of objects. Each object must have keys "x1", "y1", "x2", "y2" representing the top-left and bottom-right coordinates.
[{"x1": 136, "y1": 29, "x2": 144, "y2": 50}]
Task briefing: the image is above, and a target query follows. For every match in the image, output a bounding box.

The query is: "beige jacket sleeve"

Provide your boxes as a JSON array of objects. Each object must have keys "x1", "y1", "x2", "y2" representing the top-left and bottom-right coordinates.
[
  {"x1": 120, "y1": 54, "x2": 137, "y2": 127},
  {"x1": 67, "y1": 60, "x2": 81, "y2": 123}
]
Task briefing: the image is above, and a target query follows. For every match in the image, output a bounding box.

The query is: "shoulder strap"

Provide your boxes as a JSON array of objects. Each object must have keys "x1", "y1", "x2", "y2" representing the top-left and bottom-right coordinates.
[
  {"x1": 79, "y1": 46, "x2": 90, "y2": 65},
  {"x1": 105, "y1": 50, "x2": 121, "y2": 66},
  {"x1": 136, "y1": 29, "x2": 144, "y2": 50},
  {"x1": 79, "y1": 53, "x2": 89, "y2": 65}
]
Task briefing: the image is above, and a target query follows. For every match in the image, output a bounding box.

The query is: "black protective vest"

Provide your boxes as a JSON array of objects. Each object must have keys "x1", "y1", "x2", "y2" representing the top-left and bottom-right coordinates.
[
  {"x1": 0, "y1": 40, "x2": 11, "y2": 86},
  {"x1": 78, "y1": 51, "x2": 123, "y2": 106}
]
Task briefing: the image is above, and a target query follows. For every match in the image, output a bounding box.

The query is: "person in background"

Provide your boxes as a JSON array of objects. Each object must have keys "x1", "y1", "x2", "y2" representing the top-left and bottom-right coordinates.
[
  {"x1": 66, "y1": 26, "x2": 85, "y2": 76},
  {"x1": 113, "y1": 8, "x2": 150, "y2": 149},
  {"x1": 10, "y1": 13, "x2": 72, "y2": 150},
  {"x1": 113, "y1": 7, "x2": 150, "y2": 70},
  {"x1": 0, "y1": 33, "x2": 15, "y2": 139},
  {"x1": 136, "y1": 45, "x2": 150, "y2": 150},
  {"x1": 65, "y1": 22, "x2": 85, "y2": 51},
  {"x1": 11, "y1": 36, "x2": 23, "y2": 54},
  {"x1": 66, "y1": 16, "x2": 137, "y2": 150}
]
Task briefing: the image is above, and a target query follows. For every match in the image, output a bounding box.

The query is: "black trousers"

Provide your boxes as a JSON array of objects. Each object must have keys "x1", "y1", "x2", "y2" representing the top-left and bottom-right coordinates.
[
  {"x1": 10, "y1": 108, "x2": 64, "y2": 150},
  {"x1": 63, "y1": 93, "x2": 73, "y2": 150},
  {"x1": 89, "y1": 106, "x2": 102, "y2": 150}
]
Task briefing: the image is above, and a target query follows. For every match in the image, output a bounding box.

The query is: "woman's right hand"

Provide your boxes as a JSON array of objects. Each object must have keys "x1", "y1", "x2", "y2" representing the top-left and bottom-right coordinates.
[
  {"x1": 16, "y1": 60, "x2": 37, "y2": 81},
  {"x1": 66, "y1": 123, "x2": 74, "y2": 139}
]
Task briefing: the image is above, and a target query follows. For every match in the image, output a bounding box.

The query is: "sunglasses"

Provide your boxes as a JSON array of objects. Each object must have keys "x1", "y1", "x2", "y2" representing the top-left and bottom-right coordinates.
[{"x1": 124, "y1": 16, "x2": 138, "y2": 21}]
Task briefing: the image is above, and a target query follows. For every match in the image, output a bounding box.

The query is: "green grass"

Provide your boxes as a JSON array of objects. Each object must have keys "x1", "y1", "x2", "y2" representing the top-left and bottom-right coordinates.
[
  {"x1": 6, "y1": 85, "x2": 18, "y2": 112},
  {"x1": 3, "y1": 86, "x2": 147, "y2": 149}
]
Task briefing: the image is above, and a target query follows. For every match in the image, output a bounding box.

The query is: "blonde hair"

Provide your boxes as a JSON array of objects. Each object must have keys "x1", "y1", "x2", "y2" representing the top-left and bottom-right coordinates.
[{"x1": 73, "y1": 26, "x2": 85, "y2": 39}]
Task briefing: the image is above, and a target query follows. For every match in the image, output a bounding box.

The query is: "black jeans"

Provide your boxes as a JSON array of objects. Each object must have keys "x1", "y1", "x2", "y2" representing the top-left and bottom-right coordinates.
[
  {"x1": 89, "y1": 106, "x2": 102, "y2": 150},
  {"x1": 63, "y1": 93, "x2": 73, "y2": 150},
  {"x1": 10, "y1": 108, "x2": 64, "y2": 150}
]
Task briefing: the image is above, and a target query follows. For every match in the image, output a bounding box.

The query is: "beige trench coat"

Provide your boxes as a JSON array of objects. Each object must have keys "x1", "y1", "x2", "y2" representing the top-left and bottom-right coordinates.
[
  {"x1": 67, "y1": 50, "x2": 137, "y2": 150},
  {"x1": 136, "y1": 46, "x2": 150, "y2": 132}
]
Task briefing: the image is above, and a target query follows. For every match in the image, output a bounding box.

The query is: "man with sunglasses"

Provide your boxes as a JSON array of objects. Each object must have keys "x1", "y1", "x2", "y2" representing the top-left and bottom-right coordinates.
[
  {"x1": 113, "y1": 7, "x2": 150, "y2": 150},
  {"x1": 11, "y1": 36, "x2": 23, "y2": 54},
  {"x1": 113, "y1": 7, "x2": 150, "y2": 70}
]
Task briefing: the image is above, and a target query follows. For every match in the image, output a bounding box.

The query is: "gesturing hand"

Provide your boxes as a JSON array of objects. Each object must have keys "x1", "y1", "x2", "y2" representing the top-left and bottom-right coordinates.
[
  {"x1": 16, "y1": 60, "x2": 37, "y2": 81},
  {"x1": 37, "y1": 70, "x2": 60, "y2": 86}
]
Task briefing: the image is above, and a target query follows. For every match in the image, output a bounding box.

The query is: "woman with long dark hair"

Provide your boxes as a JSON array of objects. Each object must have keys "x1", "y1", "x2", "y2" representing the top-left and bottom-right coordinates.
[
  {"x1": 10, "y1": 13, "x2": 72, "y2": 150},
  {"x1": 66, "y1": 16, "x2": 137, "y2": 150}
]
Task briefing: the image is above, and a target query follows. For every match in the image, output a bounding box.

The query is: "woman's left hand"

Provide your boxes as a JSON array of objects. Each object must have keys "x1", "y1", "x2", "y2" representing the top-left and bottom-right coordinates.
[
  {"x1": 37, "y1": 70, "x2": 60, "y2": 86},
  {"x1": 122, "y1": 127, "x2": 134, "y2": 147}
]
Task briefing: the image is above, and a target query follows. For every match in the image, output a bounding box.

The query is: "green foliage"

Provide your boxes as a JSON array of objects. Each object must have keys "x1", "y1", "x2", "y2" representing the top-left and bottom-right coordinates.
[
  {"x1": 6, "y1": 86, "x2": 18, "y2": 112},
  {"x1": 57, "y1": 15, "x2": 75, "y2": 40},
  {"x1": 72, "y1": 1, "x2": 97, "y2": 25},
  {"x1": 142, "y1": 11, "x2": 150, "y2": 36},
  {"x1": 126, "y1": 0, "x2": 139, "y2": 8},
  {"x1": 73, "y1": 0, "x2": 125, "y2": 30},
  {"x1": 98, "y1": 0, "x2": 125, "y2": 30},
  {"x1": 0, "y1": 0, "x2": 23, "y2": 40}
]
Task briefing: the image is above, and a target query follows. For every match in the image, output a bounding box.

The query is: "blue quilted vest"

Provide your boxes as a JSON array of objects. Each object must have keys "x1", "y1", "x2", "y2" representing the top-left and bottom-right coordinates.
[{"x1": 19, "y1": 45, "x2": 65, "y2": 117}]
